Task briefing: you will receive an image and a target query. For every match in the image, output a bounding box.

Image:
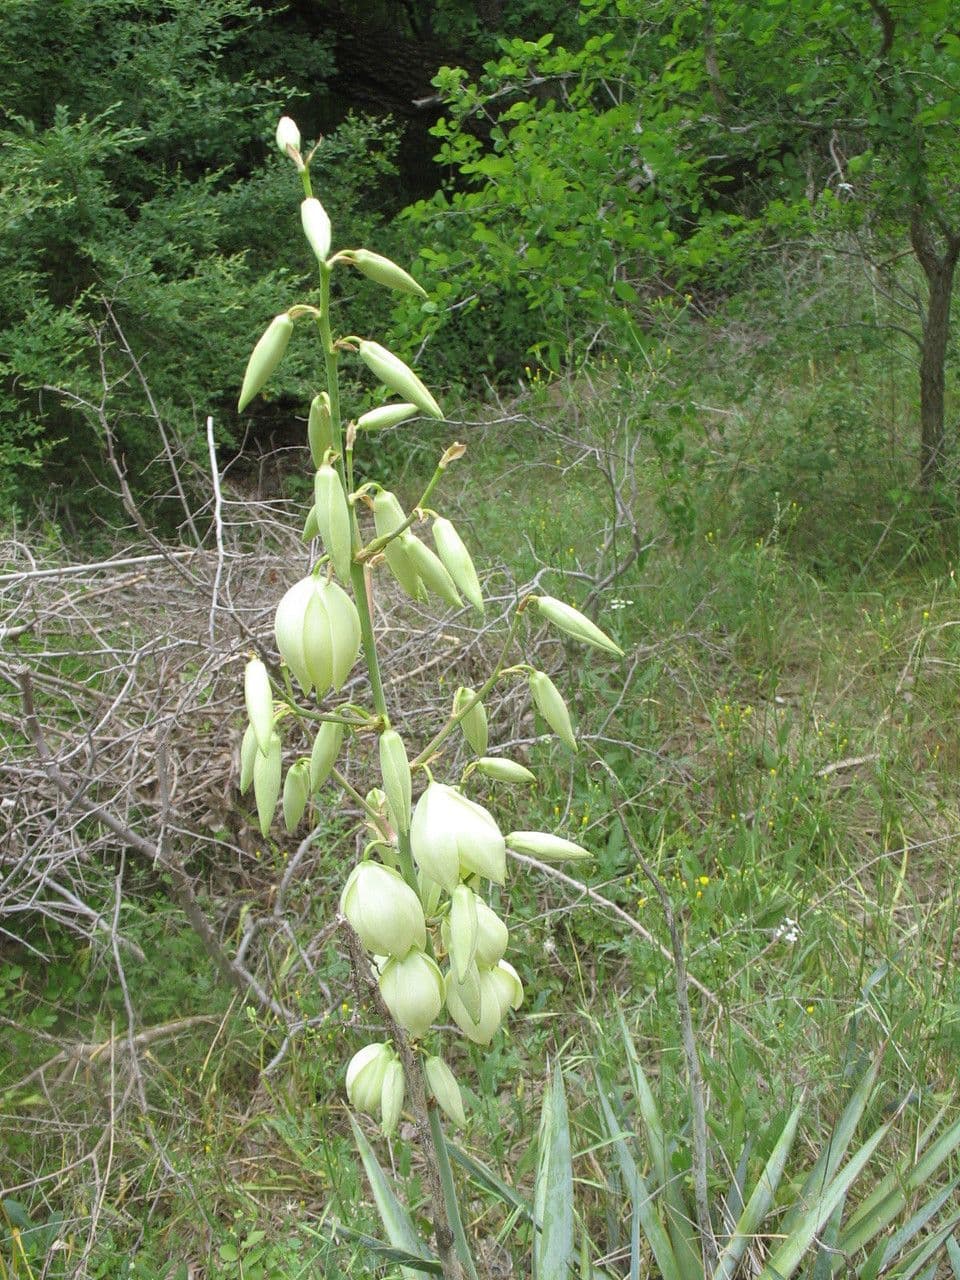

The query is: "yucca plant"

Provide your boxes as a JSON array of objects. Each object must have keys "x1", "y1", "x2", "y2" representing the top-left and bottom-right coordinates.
[
  {"x1": 352, "y1": 1016, "x2": 960, "y2": 1279},
  {"x1": 531, "y1": 1020, "x2": 960, "y2": 1280}
]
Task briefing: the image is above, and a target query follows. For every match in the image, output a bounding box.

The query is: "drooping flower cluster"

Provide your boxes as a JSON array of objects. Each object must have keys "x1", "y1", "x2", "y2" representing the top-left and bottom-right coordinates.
[{"x1": 235, "y1": 116, "x2": 625, "y2": 1138}]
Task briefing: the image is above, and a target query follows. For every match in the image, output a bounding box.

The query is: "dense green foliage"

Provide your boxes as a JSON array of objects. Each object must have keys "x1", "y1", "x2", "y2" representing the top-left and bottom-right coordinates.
[{"x1": 0, "y1": 0, "x2": 406, "y2": 517}]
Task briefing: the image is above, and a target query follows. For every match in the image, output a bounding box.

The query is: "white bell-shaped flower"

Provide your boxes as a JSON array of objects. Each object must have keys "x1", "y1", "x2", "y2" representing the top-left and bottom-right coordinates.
[
  {"x1": 340, "y1": 862, "x2": 426, "y2": 958},
  {"x1": 379, "y1": 950, "x2": 445, "y2": 1039},
  {"x1": 409, "y1": 783, "x2": 505, "y2": 892}
]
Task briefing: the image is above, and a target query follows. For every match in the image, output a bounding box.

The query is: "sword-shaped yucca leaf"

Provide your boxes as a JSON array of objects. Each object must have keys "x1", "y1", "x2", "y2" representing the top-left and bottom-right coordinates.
[
  {"x1": 859, "y1": 1183, "x2": 960, "y2": 1280},
  {"x1": 349, "y1": 1116, "x2": 438, "y2": 1280},
  {"x1": 446, "y1": 1142, "x2": 534, "y2": 1221},
  {"x1": 886, "y1": 1214, "x2": 960, "y2": 1280},
  {"x1": 945, "y1": 1231, "x2": 960, "y2": 1279},
  {"x1": 534, "y1": 1061, "x2": 574, "y2": 1280},
  {"x1": 756, "y1": 1119, "x2": 892, "y2": 1280},
  {"x1": 810, "y1": 1194, "x2": 845, "y2": 1280},
  {"x1": 596, "y1": 1085, "x2": 683, "y2": 1280},
  {"x1": 714, "y1": 1102, "x2": 803, "y2": 1280},
  {"x1": 838, "y1": 1111, "x2": 960, "y2": 1258},
  {"x1": 779, "y1": 1055, "x2": 881, "y2": 1238},
  {"x1": 618, "y1": 1014, "x2": 702, "y2": 1280},
  {"x1": 331, "y1": 1224, "x2": 442, "y2": 1276}
]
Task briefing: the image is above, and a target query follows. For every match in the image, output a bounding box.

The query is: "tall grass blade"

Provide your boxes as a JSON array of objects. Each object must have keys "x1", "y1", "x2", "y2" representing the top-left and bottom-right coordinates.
[
  {"x1": 533, "y1": 1060, "x2": 575, "y2": 1280},
  {"x1": 715, "y1": 1103, "x2": 803, "y2": 1280},
  {"x1": 349, "y1": 1115, "x2": 437, "y2": 1280}
]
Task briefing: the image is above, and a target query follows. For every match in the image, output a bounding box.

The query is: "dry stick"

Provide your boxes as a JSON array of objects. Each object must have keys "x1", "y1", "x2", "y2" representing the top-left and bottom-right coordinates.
[
  {"x1": 15, "y1": 665, "x2": 288, "y2": 1022},
  {"x1": 3, "y1": 1015, "x2": 218, "y2": 1092},
  {"x1": 340, "y1": 917, "x2": 477, "y2": 1280},
  {"x1": 608, "y1": 793, "x2": 719, "y2": 1280},
  {"x1": 206, "y1": 415, "x2": 226, "y2": 644}
]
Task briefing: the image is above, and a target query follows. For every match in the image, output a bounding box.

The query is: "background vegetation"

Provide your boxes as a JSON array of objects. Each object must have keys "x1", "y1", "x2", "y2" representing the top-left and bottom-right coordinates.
[{"x1": 2, "y1": 0, "x2": 959, "y2": 1276}]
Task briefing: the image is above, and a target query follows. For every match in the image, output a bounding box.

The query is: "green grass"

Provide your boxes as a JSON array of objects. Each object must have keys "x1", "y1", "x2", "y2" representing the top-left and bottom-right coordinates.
[{"x1": 4, "y1": 270, "x2": 960, "y2": 1277}]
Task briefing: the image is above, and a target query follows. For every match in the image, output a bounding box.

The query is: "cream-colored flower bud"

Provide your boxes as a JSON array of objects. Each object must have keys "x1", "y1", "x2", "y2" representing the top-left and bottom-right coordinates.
[
  {"x1": 253, "y1": 730, "x2": 282, "y2": 836},
  {"x1": 474, "y1": 898, "x2": 509, "y2": 966},
  {"x1": 345, "y1": 1042, "x2": 393, "y2": 1114},
  {"x1": 301, "y1": 197, "x2": 332, "y2": 265},
  {"x1": 275, "y1": 116, "x2": 301, "y2": 157},
  {"x1": 476, "y1": 757, "x2": 536, "y2": 785},
  {"x1": 373, "y1": 489, "x2": 425, "y2": 601},
  {"x1": 529, "y1": 670, "x2": 578, "y2": 753},
  {"x1": 534, "y1": 595, "x2": 624, "y2": 657},
  {"x1": 238, "y1": 313, "x2": 293, "y2": 412},
  {"x1": 364, "y1": 788, "x2": 393, "y2": 841},
  {"x1": 506, "y1": 830, "x2": 591, "y2": 861},
  {"x1": 314, "y1": 464, "x2": 352, "y2": 582},
  {"x1": 380, "y1": 1058, "x2": 406, "y2": 1136},
  {"x1": 343, "y1": 249, "x2": 428, "y2": 298},
  {"x1": 308, "y1": 392, "x2": 333, "y2": 467},
  {"x1": 357, "y1": 340, "x2": 443, "y2": 420},
  {"x1": 302, "y1": 504, "x2": 320, "y2": 543},
  {"x1": 244, "y1": 657, "x2": 274, "y2": 754},
  {"x1": 324, "y1": 579, "x2": 362, "y2": 689},
  {"x1": 446, "y1": 884, "x2": 478, "y2": 983},
  {"x1": 239, "y1": 723, "x2": 258, "y2": 795},
  {"x1": 301, "y1": 585, "x2": 334, "y2": 694},
  {"x1": 356, "y1": 402, "x2": 420, "y2": 432},
  {"x1": 445, "y1": 967, "x2": 503, "y2": 1045},
  {"x1": 489, "y1": 959, "x2": 524, "y2": 1016},
  {"x1": 410, "y1": 783, "x2": 505, "y2": 892},
  {"x1": 432, "y1": 517, "x2": 484, "y2": 613},
  {"x1": 404, "y1": 535, "x2": 462, "y2": 608},
  {"x1": 276, "y1": 576, "x2": 361, "y2": 698},
  {"x1": 275, "y1": 577, "x2": 315, "y2": 694},
  {"x1": 310, "y1": 720, "x2": 343, "y2": 791},
  {"x1": 424, "y1": 1056, "x2": 467, "y2": 1128},
  {"x1": 453, "y1": 686, "x2": 487, "y2": 755},
  {"x1": 341, "y1": 861, "x2": 426, "y2": 957},
  {"x1": 379, "y1": 728, "x2": 412, "y2": 835},
  {"x1": 379, "y1": 950, "x2": 444, "y2": 1038},
  {"x1": 282, "y1": 758, "x2": 311, "y2": 832}
]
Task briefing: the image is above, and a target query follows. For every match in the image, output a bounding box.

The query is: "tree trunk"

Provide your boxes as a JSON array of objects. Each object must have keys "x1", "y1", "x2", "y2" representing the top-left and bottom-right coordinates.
[{"x1": 909, "y1": 209, "x2": 960, "y2": 493}]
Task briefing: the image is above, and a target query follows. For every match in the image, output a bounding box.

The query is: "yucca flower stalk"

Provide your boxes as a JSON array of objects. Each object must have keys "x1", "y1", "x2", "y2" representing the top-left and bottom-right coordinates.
[{"x1": 232, "y1": 117, "x2": 626, "y2": 1280}]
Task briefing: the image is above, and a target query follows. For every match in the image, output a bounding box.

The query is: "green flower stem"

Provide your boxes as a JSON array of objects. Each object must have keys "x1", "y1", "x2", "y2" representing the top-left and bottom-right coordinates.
[
  {"x1": 412, "y1": 611, "x2": 523, "y2": 768},
  {"x1": 313, "y1": 262, "x2": 390, "y2": 722},
  {"x1": 428, "y1": 1105, "x2": 481, "y2": 1280},
  {"x1": 332, "y1": 766, "x2": 387, "y2": 829},
  {"x1": 356, "y1": 463, "x2": 447, "y2": 563},
  {"x1": 395, "y1": 828, "x2": 418, "y2": 894}
]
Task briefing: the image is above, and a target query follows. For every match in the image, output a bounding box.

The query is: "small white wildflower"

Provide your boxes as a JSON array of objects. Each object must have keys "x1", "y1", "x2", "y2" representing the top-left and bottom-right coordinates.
[{"x1": 773, "y1": 915, "x2": 800, "y2": 945}]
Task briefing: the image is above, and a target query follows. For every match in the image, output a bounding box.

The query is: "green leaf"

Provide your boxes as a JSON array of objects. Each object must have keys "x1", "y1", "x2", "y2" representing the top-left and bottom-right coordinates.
[
  {"x1": 448, "y1": 1141, "x2": 533, "y2": 1220},
  {"x1": 332, "y1": 1224, "x2": 444, "y2": 1275},
  {"x1": 349, "y1": 1114, "x2": 438, "y2": 1280},
  {"x1": 715, "y1": 1102, "x2": 803, "y2": 1280},
  {"x1": 534, "y1": 1061, "x2": 575, "y2": 1280},
  {"x1": 780, "y1": 1057, "x2": 879, "y2": 1237},
  {"x1": 596, "y1": 1086, "x2": 683, "y2": 1280},
  {"x1": 758, "y1": 1119, "x2": 892, "y2": 1280},
  {"x1": 618, "y1": 1017, "x2": 701, "y2": 1280}
]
